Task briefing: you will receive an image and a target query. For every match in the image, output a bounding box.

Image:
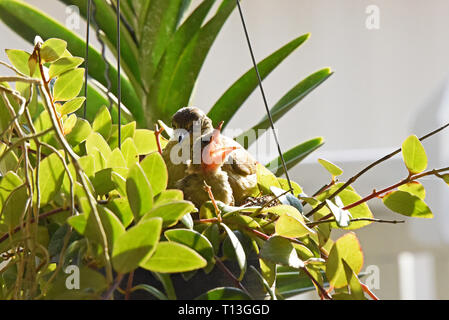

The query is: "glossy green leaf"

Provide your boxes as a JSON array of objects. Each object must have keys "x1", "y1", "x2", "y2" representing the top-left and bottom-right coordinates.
[
  {"x1": 260, "y1": 235, "x2": 304, "y2": 269},
  {"x1": 121, "y1": 138, "x2": 139, "y2": 167},
  {"x1": 105, "y1": 197, "x2": 134, "y2": 228},
  {"x1": 53, "y1": 68, "x2": 84, "y2": 102},
  {"x1": 165, "y1": 229, "x2": 214, "y2": 263},
  {"x1": 0, "y1": 171, "x2": 22, "y2": 213},
  {"x1": 195, "y1": 287, "x2": 251, "y2": 300},
  {"x1": 140, "y1": 152, "x2": 168, "y2": 195},
  {"x1": 402, "y1": 135, "x2": 428, "y2": 174},
  {"x1": 275, "y1": 214, "x2": 313, "y2": 238},
  {"x1": 316, "y1": 185, "x2": 374, "y2": 230},
  {"x1": 383, "y1": 190, "x2": 433, "y2": 218},
  {"x1": 156, "y1": 0, "x2": 237, "y2": 119},
  {"x1": 154, "y1": 189, "x2": 184, "y2": 206},
  {"x1": 92, "y1": 105, "x2": 112, "y2": 139},
  {"x1": 126, "y1": 163, "x2": 154, "y2": 222},
  {"x1": 130, "y1": 284, "x2": 168, "y2": 300},
  {"x1": 141, "y1": 201, "x2": 195, "y2": 227},
  {"x1": 109, "y1": 122, "x2": 136, "y2": 150},
  {"x1": 398, "y1": 181, "x2": 426, "y2": 200},
  {"x1": 2, "y1": 184, "x2": 28, "y2": 228},
  {"x1": 59, "y1": 97, "x2": 85, "y2": 116},
  {"x1": 318, "y1": 158, "x2": 343, "y2": 177},
  {"x1": 221, "y1": 223, "x2": 246, "y2": 280},
  {"x1": 5, "y1": 49, "x2": 31, "y2": 75},
  {"x1": 140, "y1": 241, "x2": 207, "y2": 273},
  {"x1": 236, "y1": 69, "x2": 332, "y2": 145},
  {"x1": 38, "y1": 152, "x2": 65, "y2": 206},
  {"x1": 256, "y1": 162, "x2": 281, "y2": 194},
  {"x1": 133, "y1": 129, "x2": 167, "y2": 155},
  {"x1": 266, "y1": 137, "x2": 324, "y2": 176},
  {"x1": 326, "y1": 232, "x2": 363, "y2": 288},
  {"x1": 86, "y1": 132, "x2": 112, "y2": 161},
  {"x1": 48, "y1": 56, "x2": 83, "y2": 79},
  {"x1": 40, "y1": 38, "x2": 67, "y2": 62},
  {"x1": 342, "y1": 259, "x2": 365, "y2": 300},
  {"x1": 139, "y1": 0, "x2": 183, "y2": 88},
  {"x1": 112, "y1": 218, "x2": 162, "y2": 274},
  {"x1": 208, "y1": 34, "x2": 311, "y2": 127},
  {"x1": 65, "y1": 117, "x2": 92, "y2": 146}
]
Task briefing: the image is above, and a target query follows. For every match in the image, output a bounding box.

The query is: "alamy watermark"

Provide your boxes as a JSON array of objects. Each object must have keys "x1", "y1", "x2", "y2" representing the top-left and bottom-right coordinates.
[{"x1": 365, "y1": 5, "x2": 380, "y2": 30}]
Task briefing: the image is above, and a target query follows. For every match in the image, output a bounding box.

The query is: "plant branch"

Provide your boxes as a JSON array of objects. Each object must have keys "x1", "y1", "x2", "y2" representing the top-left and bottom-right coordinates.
[{"x1": 306, "y1": 122, "x2": 449, "y2": 218}]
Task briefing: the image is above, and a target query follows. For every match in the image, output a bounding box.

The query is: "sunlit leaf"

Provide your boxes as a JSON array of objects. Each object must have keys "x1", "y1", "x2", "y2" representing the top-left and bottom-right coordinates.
[
  {"x1": 401, "y1": 135, "x2": 428, "y2": 174},
  {"x1": 383, "y1": 190, "x2": 432, "y2": 218}
]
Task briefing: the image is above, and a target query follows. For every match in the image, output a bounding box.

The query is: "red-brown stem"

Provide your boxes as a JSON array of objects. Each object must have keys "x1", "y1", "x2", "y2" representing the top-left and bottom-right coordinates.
[
  {"x1": 301, "y1": 267, "x2": 332, "y2": 300},
  {"x1": 214, "y1": 256, "x2": 251, "y2": 297},
  {"x1": 0, "y1": 207, "x2": 68, "y2": 244},
  {"x1": 360, "y1": 283, "x2": 379, "y2": 300},
  {"x1": 125, "y1": 271, "x2": 134, "y2": 300},
  {"x1": 36, "y1": 48, "x2": 64, "y2": 135},
  {"x1": 316, "y1": 168, "x2": 449, "y2": 222},
  {"x1": 154, "y1": 124, "x2": 164, "y2": 155},
  {"x1": 203, "y1": 182, "x2": 222, "y2": 222}
]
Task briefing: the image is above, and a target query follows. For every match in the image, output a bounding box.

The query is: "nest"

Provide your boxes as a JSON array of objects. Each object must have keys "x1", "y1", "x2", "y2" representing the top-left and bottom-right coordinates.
[{"x1": 243, "y1": 195, "x2": 281, "y2": 208}]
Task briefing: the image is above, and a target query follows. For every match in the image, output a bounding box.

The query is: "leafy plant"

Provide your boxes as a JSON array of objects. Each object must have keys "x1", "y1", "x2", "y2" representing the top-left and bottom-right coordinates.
[{"x1": 0, "y1": 1, "x2": 448, "y2": 301}]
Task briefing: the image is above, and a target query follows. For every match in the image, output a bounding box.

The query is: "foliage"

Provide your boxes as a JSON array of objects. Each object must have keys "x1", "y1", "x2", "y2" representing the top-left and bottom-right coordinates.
[{"x1": 0, "y1": 1, "x2": 448, "y2": 301}]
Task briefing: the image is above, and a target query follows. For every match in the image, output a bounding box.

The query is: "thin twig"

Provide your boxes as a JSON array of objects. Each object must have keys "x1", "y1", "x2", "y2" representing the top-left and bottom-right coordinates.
[{"x1": 306, "y1": 122, "x2": 449, "y2": 218}]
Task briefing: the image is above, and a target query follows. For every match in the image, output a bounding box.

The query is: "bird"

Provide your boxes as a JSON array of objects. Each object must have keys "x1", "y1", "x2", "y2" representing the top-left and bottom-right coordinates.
[
  {"x1": 175, "y1": 122, "x2": 236, "y2": 207},
  {"x1": 162, "y1": 107, "x2": 258, "y2": 207}
]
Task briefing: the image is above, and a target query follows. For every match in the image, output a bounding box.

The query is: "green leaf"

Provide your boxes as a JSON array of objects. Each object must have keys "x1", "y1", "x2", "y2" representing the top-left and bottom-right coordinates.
[
  {"x1": 318, "y1": 158, "x2": 343, "y2": 177},
  {"x1": 133, "y1": 129, "x2": 167, "y2": 155},
  {"x1": 235, "y1": 69, "x2": 332, "y2": 145},
  {"x1": 326, "y1": 232, "x2": 363, "y2": 288},
  {"x1": 265, "y1": 137, "x2": 324, "y2": 176},
  {"x1": 92, "y1": 105, "x2": 112, "y2": 139},
  {"x1": 59, "y1": 97, "x2": 85, "y2": 116},
  {"x1": 121, "y1": 138, "x2": 139, "y2": 167},
  {"x1": 86, "y1": 132, "x2": 112, "y2": 162},
  {"x1": 141, "y1": 201, "x2": 195, "y2": 227},
  {"x1": 195, "y1": 287, "x2": 251, "y2": 300},
  {"x1": 208, "y1": 34, "x2": 311, "y2": 127},
  {"x1": 126, "y1": 163, "x2": 154, "y2": 222},
  {"x1": 129, "y1": 284, "x2": 168, "y2": 300},
  {"x1": 383, "y1": 190, "x2": 433, "y2": 218},
  {"x1": 260, "y1": 235, "x2": 304, "y2": 269},
  {"x1": 65, "y1": 117, "x2": 91, "y2": 146},
  {"x1": 2, "y1": 184, "x2": 28, "y2": 228},
  {"x1": 342, "y1": 259, "x2": 365, "y2": 300},
  {"x1": 40, "y1": 38, "x2": 67, "y2": 62},
  {"x1": 221, "y1": 223, "x2": 247, "y2": 280},
  {"x1": 398, "y1": 181, "x2": 426, "y2": 200},
  {"x1": 38, "y1": 152, "x2": 65, "y2": 206},
  {"x1": 401, "y1": 135, "x2": 428, "y2": 174},
  {"x1": 112, "y1": 218, "x2": 162, "y2": 274},
  {"x1": 164, "y1": 229, "x2": 214, "y2": 263},
  {"x1": 53, "y1": 68, "x2": 84, "y2": 102},
  {"x1": 256, "y1": 163, "x2": 281, "y2": 194},
  {"x1": 5, "y1": 49, "x2": 31, "y2": 75},
  {"x1": 155, "y1": 0, "x2": 237, "y2": 119},
  {"x1": 275, "y1": 214, "x2": 314, "y2": 238},
  {"x1": 139, "y1": 0, "x2": 183, "y2": 88},
  {"x1": 149, "y1": 0, "x2": 215, "y2": 118},
  {"x1": 140, "y1": 152, "x2": 168, "y2": 195},
  {"x1": 109, "y1": 122, "x2": 136, "y2": 150},
  {"x1": 316, "y1": 186, "x2": 374, "y2": 230},
  {"x1": 440, "y1": 174, "x2": 449, "y2": 185},
  {"x1": 140, "y1": 241, "x2": 207, "y2": 273},
  {"x1": 0, "y1": 171, "x2": 22, "y2": 213},
  {"x1": 105, "y1": 197, "x2": 134, "y2": 228},
  {"x1": 154, "y1": 189, "x2": 184, "y2": 206},
  {"x1": 48, "y1": 56, "x2": 84, "y2": 79}
]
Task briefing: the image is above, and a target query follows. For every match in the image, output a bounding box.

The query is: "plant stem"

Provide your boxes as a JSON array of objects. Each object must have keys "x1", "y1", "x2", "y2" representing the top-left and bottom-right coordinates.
[
  {"x1": 306, "y1": 122, "x2": 449, "y2": 218},
  {"x1": 214, "y1": 256, "x2": 252, "y2": 297}
]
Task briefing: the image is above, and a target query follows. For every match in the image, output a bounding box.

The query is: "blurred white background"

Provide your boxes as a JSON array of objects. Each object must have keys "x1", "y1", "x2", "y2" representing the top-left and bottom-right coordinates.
[{"x1": 1, "y1": 0, "x2": 449, "y2": 299}]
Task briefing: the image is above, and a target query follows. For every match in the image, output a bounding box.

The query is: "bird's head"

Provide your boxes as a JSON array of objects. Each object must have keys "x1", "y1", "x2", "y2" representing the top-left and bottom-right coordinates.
[{"x1": 172, "y1": 107, "x2": 213, "y2": 144}]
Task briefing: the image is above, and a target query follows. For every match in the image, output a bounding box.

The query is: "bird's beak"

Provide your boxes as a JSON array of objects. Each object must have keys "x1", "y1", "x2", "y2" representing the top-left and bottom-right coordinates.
[{"x1": 201, "y1": 121, "x2": 236, "y2": 172}]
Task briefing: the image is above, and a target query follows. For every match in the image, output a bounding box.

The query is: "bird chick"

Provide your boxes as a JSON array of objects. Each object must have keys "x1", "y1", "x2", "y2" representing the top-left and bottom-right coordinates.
[
  {"x1": 162, "y1": 106, "x2": 258, "y2": 205},
  {"x1": 176, "y1": 123, "x2": 236, "y2": 208}
]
